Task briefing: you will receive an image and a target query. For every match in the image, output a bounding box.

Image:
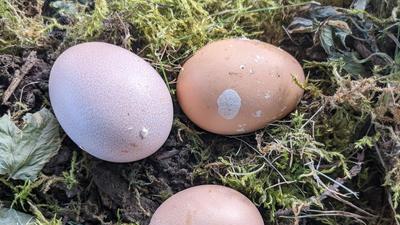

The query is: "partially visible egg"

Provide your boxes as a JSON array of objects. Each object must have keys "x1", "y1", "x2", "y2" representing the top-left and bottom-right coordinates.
[
  {"x1": 177, "y1": 39, "x2": 305, "y2": 135},
  {"x1": 49, "y1": 42, "x2": 173, "y2": 162},
  {"x1": 150, "y1": 185, "x2": 264, "y2": 225}
]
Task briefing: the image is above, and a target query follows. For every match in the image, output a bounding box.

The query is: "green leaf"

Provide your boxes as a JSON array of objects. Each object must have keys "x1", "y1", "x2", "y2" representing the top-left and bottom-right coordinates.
[
  {"x1": 50, "y1": 1, "x2": 79, "y2": 16},
  {"x1": 50, "y1": 0, "x2": 89, "y2": 17},
  {"x1": 0, "y1": 208, "x2": 34, "y2": 225},
  {"x1": 352, "y1": 0, "x2": 369, "y2": 11},
  {"x1": 329, "y1": 20, "x2": 352, "y2": 49},
  {"x1": 287, "y1": 17, "x2": 314, "y2": 33},
  {"x1": 329, "y1": 52, "x2": 366, "y2": 75},
  {"x1": 319, "y1": 25, "x2": 335, "y2": 56},
  {"x1": 308, "y1": 5, "x2": 339, "y2": 20},
  {"x1": 0, "y1": 108, "x2": 61, "y2": 181},
  {"x1": 335, "y1": 29, "x2": 350, "y2": 49},
  {"x1": 342, "y1": 57, "x2": 366, "y2": 75}
]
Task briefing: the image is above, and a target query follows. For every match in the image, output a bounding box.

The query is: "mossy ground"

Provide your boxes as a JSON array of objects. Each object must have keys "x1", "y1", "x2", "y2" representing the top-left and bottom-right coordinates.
[{"x1": 0, "y1": 0, "x2": 399, "y2": 225}]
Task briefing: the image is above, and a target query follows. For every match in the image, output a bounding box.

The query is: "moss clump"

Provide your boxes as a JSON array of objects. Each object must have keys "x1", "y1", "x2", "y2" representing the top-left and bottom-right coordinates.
[
  {"x1": 0, "y1": 0, "x2": 59, "y2": 51},
  {"x1": 0, "y1": 0, "x2": 399, "y2": 225},
  {"x1": 213, "y1": 112, "x2": 349, "y2": 221},
  {"x1": 1, "y1": 0, "x2": 313, "y2": 78},
  {"x1": 53, "y1": 0, "x2": 312, "y2": 89}
]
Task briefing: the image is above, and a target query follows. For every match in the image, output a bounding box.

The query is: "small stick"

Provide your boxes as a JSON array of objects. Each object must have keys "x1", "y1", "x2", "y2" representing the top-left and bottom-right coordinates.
[{"x1": 2, "y1": 51, "x2": 37, "y2": 105}]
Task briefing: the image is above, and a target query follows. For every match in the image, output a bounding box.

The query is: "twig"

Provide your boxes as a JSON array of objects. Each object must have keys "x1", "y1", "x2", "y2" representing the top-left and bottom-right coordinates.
[
  {"x1": 265, "y1": 180, "x2": 297, "y2": 191},
  {"x1": 327, "y1": 192, "x2": 376, "y2": 217},
  {"x1": 315, "y1": 169, "x2": 359, "y2": 198},
  {"x1": 231, "y1": 136, "x2": 288, "y2": 182},
  {"x1": 374, "y1": 144, "x2": 400, "y2": 225},
  {"x1": 388, "y1": 191, "x2": 400, "y2": 225},
  {"x1": 374, "y1": 144, "x2": 388, "y2": 170},
  {"x1": 229, "y1": 163, "x2": 266, "y2": 176},
  {"x1": 18, "y1": 81, "x2": 39, "y2": 104},
  {"x1": 279, "y1": 211, "x2": 367, "y2": 224},
  {"x1": 115, "y1": 12, "x2": 131, "y2": 49},
  {"x1": 2, "y1": 51, "x2": 37, "y2": 105},
  {"x1": 276, "y1": 156, "x2": 366, "y2": 220},
  {"x1": 280, "y1": 209, "x2": 368, "y2": 224},
  {"x1": 353, "y1": 40, "x2": 388, "y2": 66},
  {"x1": 134, "y1": 188, "x2": 151, "y2": 217},
  {"x1": 305, "y1": 161, "x2": 352, "y2": 198},
  {"x1": 300, "y1": 104, "x2": 325, "y2": 130}
]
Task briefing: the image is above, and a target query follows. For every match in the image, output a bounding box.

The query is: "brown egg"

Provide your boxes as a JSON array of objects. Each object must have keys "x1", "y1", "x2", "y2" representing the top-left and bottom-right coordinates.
[
  {"x1": 177, "y1": 39, "x2": 305, "y2": 135},
  {"x1": 149, "y1": 185, "x2": 264, "y2": 225}
]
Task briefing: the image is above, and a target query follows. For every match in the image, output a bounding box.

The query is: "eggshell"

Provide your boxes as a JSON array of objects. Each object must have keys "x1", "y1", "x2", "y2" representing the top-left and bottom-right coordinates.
[
  {"x1": 177, "y1": 39, "x2": 305, "y2": 135},
  {"x1": 49, "y1": 42, "x2": 173, "y2": 162},
  {"x1": 149, "y1": 185, "x2": 264, "y2": 225}
]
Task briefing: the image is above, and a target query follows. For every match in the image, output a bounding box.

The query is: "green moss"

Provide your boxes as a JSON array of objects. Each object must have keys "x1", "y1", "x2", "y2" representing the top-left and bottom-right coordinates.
[
  {"x1": 31, "y1": 202, "x2": 63, "y2": 225},
  {"x1": 62, "y1": 151, "x2": 79, "y2": 190},
  {"x1": 57, "y1": 0, "x2": 313, "y2": 88},
  {"x1": 212, "y1": 112, "x2": 351, "y2": 221},
  {"x1": 63, "y1": 0, "x2": 109, "y2": 43},
  {"x1": 114, "y1": 0, "x2": 311, "y2": 82},
  {"x1": 0, "y1": 0, "x2": 59, "y2": 51},
  {"x1": 1, "y1": 0, "x2": 399, "y2": 224}
]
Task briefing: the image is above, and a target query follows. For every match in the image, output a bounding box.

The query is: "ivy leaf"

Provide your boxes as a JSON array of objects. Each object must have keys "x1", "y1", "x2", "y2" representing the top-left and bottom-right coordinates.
[
  {"x1": 50, "y1": 1, "x2": 78, "y2": 16},
  {"x1": 319, "y1": 25, "x2": 335, "y2": 56},
  {"x1": 0, "y1": 108, "x2": 61, "y2": 181},
  {"x1": 287, "y1": 17, "x2": 314, "y2": 33},
  {"x1": 50, "y1": 0, "x2": 88, "y2": 17},
  {"x1": 0, "y1": 208, "x2": 34, "y2": 225},
  {"x1": 340, "y1": 52, "x2": 366, "y2": 75},
  {"x1": 319, "y1": 20, "x2": 352, "y2": 56},
  {"x1": 327, "y1": 20, "x2": 352, "y2": 49},
  {"x1": 308, "y1": 5, "x2": 339, "y2": 20},
  {"x1": 352, "y1": 0, "x2": 369, "y2": 11}
]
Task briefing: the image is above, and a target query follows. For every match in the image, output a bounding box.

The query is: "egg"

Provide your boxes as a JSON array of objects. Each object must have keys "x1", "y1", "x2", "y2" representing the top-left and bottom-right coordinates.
[
  {"x1": 177, "y1": 39, "x2": 305, "y2": 135},
  {"x1": 149, "y1": 185, "x2": 264, "y2": 225},
  {"x1": 49, "y1": 42, "x2": 173, "y2": 162}
]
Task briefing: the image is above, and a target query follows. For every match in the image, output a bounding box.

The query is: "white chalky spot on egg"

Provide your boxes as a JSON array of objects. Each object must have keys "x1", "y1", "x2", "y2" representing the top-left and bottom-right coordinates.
[
  {"x1": 236, "y1": 127, "x2": 246, "y2": 132},
  {"x1": 140, "y1": 127, "x2": 149, "y2": 139},
  {"x1": 280, "y1": 106, "x2": 288, "y2": 112},
  {"x1": 253, "y1": 110, "x2": 263, "y2": 118},
  {"x1": 240, "y1": 65, "x2": 245, "y2": 70},
  {"x1": 249, "y1": 69, "x2": 254, "y2": 74},
  {"x1": 264, "y1": 91, "x2": 272, "y2": 100},
  {"x1": 236, "y1": 124, "x2": 247, "y2": 132},
  {"x1": 254, "y1": 55, "x2": 264, "y2": 63},
  {"x1": 217, "y1": 89, "x2": 241, "y2": 120}
]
